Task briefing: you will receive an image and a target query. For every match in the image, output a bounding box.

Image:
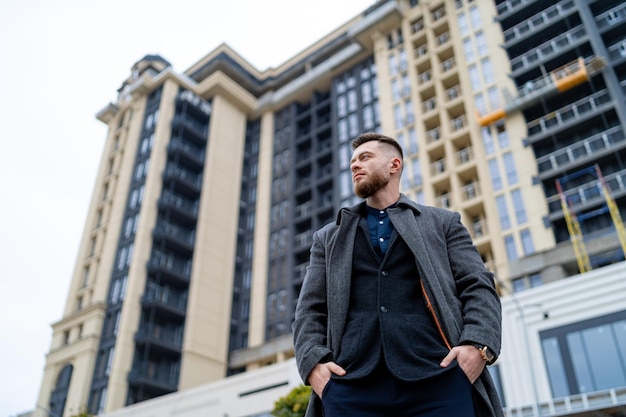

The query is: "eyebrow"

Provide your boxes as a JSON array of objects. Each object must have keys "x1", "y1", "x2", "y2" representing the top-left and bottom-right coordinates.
[{"x1": 350, "y1": 150, "x2": 373, "y2": 164}]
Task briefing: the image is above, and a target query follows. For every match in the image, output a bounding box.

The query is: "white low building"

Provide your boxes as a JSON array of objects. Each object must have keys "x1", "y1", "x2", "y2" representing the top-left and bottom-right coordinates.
[{"x1": 102, "y1": 262, "x2": 626, "y2": 417}]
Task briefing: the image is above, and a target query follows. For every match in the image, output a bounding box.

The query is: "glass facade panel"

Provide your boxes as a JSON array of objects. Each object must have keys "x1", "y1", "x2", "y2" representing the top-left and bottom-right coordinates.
[{"x1": 542, "y1": 337, "x2": 570, "y2": 398}]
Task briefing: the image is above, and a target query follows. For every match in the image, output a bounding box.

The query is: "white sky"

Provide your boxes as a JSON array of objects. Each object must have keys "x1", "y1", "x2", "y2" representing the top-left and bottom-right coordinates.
[{"x1": 0, "y1": 1, "x2": 375, "y2": 415}]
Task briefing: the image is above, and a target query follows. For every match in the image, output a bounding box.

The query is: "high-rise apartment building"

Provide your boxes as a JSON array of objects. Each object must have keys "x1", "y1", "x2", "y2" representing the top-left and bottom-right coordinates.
[{"x1": 34, "y1": 1, "x2": 626, "y2": 416}]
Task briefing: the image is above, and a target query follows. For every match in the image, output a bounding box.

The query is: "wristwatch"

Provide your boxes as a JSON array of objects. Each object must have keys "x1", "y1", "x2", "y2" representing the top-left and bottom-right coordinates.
[{"x1": 473, "y1": 344, "x2": 495, "y2": 362}]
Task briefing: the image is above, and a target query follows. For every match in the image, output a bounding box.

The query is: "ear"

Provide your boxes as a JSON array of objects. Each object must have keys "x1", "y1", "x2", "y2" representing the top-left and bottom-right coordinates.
[{"x1": 390, "y1": 157, "x2": 402, "y2": 174}]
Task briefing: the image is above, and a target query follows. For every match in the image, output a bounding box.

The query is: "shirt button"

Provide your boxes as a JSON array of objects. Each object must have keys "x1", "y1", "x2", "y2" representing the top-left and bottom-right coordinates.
[
  {"x1": 381, "y1": 271, "x2": 389, "y2": 277},
  {"x1": 379, "y1": 237, "x2": 384, "y2": 242},
  {"x1": 379, "y1": 220, "x2": 384, "y2": 224},
  {"x1": 380, "y1": 306, "x2": 388, "y2": 313},
  {"x1": 380, "y1": 210, "x2": 384, "y2": 214}
]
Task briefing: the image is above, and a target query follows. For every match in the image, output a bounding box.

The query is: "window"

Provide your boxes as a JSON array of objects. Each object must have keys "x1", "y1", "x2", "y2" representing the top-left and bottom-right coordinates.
[
  {"x1": 481, "y1": 58, "x2": 494, "y2": 85},
  {"x1": 362, "y1": 82, "x2": 372, "y2": 103},
  {"x1": 520, "y1": 229, "x2": 534, "y2": 255},
  {"x1": 469, "y1": 65, "x2": 481, "y2": 91},
  {"x1": 388, "y1": 54, "x2": 398, "y2": 76},
  {"x1": 503, "y1": 152, "x2": 518, "y2": 184},
  {"x1": 393, "y1": 104, "x2": 403, "y2": 129},
  {"x1": 458, "y1": 12, "x2": 469, "y2": 36},
  {"x1": 475, "y1": 31, "x2": 488, "y2": 56},
  {"x1": 469, "y1": 6, "x2": 482, "y2": 29},
  {"x1": 63, "y1": 330, "x2": 70, "y2": 345},
  {"x1": 363, "y1": 105, "x2": 374, "y2": 130},
  {"x1": 496, "y1": 195, "x2": 510, "y2": 229},
  {"x1": 408, "y1": 128, "x2": 418, "y2": 154},
  {"x1": 504, "y1": 235, "x2": 518, "y2": 260},
  {"x1": 488, "y1": 159, "x2": 502, "y2": 190},
  {"x1": 511, "y1": 189, "x2": 527, "y2": 224},
  {"x1": 82, "y1": 266, "x2": 90, "y2": 287},
  {"x1": 496, "y1": 123, "x2": 509, "y2": 148},
  {"x1": 541, "y1": 312, "x2": 626, "y2": 396},
  {"x1": 475, "y1": 94, "x2": 487, "y2": 116},
  {"x1": 487, "y1": 87, "x2": 500, "y2": 111},
  {"x1": 463, "y1": 38, "x2": 474, "y2": 63},
  {"x1": 392, "y1": 79, "x2": 400, "y2": 102},
  {"x1": 337, "y1": 95, "x2": 347, "y2": 117}
]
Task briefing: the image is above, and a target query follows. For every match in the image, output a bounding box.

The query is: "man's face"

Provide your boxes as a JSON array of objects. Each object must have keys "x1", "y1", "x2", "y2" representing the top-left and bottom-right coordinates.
[{"x1": 350, "y1": 141, "x2": 391, "y2": 199}]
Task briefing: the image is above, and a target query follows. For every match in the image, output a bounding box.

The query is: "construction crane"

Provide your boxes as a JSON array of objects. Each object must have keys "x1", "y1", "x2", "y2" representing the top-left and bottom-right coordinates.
[
  {"x1": 555, "y1": 165, "x2": 626, "y2": 274},
  {"x1": 477, "y1": 56, "x2": 606, "y2": 127}
]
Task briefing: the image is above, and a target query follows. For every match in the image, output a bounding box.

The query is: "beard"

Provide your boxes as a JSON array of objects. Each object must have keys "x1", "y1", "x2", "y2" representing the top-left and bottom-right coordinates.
[{"x1": 354, "y1": 170, "x2": 389, "y2": 198}]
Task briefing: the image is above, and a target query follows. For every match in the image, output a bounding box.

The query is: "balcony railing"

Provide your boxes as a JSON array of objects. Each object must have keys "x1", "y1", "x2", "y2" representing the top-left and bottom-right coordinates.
[
  {"x1": 497, "y1": 0, "x2": 536, "y2": 17},
  {"x1": 456, "y1": 146, "x2": 474, "y2": 165},
  {"x1": 295, "y1": 231, "x2": 313, "y2": 248},
  {"x1": 546, "y1": 168, "x2": 626, "y2": 213},
  {"x1": 435, "y1": 193, "x2": 451, "y2": 209},
  {"x1": 430, "y1": 158, "x2": 446, "y2": 176},
  {"x1": 295, "y1": 201, "x2": 312, "y2": 218},
  {"x1": 461, "y1": 182, "x2": 481, "y2": 201},
  {"x1": 527, "y1": 90, "x2": 611, "y2": 137},
  {"x1": 510, "y1": 25, "x2": 586, "y2": 72},
  {"x1": 451, "y1": 115, "x2": 467, "y2": 132},
  {"x1": 536, "y1": 126, "x2": 625, "y2": 174},
  {"x1": 502, "y1": 0, "x2": 575, "y2": 43},
  {"x1": 596, "y1": 3, "x2": 626, "y2": 30},
  {"x1": 426, "y1": 127, "x2": 441, "y2": 144},
  {"x1": 441, "y1": 57, "x2": 456, "y2": 74}
]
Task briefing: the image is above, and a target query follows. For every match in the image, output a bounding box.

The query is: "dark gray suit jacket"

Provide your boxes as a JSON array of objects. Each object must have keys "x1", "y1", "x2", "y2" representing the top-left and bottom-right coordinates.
[{"x1": 293, "y1": 195, "x2": 504, "y2": 417}]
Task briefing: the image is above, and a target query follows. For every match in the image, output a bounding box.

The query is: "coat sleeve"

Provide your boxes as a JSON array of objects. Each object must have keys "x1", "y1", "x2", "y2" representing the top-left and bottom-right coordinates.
[
  {"x1": 445, "y1": 211, "x2": 502, "y2": 361},
  {"x1": 292, "y1": 229, "x2": 333, "y2": 384}
]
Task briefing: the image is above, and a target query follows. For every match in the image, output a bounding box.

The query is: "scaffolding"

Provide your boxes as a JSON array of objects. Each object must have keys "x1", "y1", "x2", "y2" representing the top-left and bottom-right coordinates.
[
  {"x1": 477, "y1": 56, "x2": 606, "y2": 126},
  {"x1": 555, "y1": 165, "x2": 626, "y2": 274}
]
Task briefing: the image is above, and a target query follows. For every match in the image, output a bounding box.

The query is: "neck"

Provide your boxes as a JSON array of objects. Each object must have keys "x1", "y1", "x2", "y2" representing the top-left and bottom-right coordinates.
[{"x1": 366, "y1": 188, "x2": 400, "y2": 210}]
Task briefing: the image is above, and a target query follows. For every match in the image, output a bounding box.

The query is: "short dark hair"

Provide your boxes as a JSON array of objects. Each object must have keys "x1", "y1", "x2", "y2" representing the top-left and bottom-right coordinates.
[{"x1": 351, "y1": 132, "x2": 404, "y2": 160}]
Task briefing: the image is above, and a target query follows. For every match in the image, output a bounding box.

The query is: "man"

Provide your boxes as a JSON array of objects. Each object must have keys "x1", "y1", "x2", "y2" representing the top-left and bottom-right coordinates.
[{"x1": 292, "y1": 132, "x2": 503, "y2": 417}]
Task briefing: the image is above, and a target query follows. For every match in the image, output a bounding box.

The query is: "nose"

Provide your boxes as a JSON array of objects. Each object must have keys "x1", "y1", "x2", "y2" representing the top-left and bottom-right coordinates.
[{"x1": 350, "y1": 160, "x2": 360, "y2": 173}]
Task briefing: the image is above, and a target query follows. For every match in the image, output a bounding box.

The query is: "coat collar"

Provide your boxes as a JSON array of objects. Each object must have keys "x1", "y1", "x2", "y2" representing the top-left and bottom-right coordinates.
[{"x1": 335, "y1": 193, "x2": 421, "y2": 225}]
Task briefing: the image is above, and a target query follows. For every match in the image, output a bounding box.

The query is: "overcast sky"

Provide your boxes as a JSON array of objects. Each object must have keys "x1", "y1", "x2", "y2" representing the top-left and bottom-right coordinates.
[{"x1": 0, "y1": 1, "x2": 374, "y2": 416}]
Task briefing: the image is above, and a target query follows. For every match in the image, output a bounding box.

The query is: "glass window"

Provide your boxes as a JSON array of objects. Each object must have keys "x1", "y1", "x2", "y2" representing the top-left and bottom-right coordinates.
[
  {"x1": 458, "y1": 12, "x2": 469, "y2": 36},
  {"x1": 337, "y1": 95, "x2": 347, "y2": 117},
  {"x1": 392, "y1": 78, "x2": 401, "y2": 102},
  {"x1": 529, "y1": 273, "x2": 542, "y2": 288},
  {"x1": 496, "y1": 195, "x2": 510, "y2": 229},
  {"x1": 411, "y1": 158, "x2": 422, "y2": 186},
  {"x1": 496, "y1": 123, "x2": 509, "y2": 148},
  {"x1": 504, "y1": 235, "x2": 517, "y2": 260},
  {"x1": 475, "y1": 94, "x2": 487, "y2": 116},
  {"x1": 338, "y1": 118, "x2": 348, "y2": 142},
  {"x1": 463, "y1": 38, "x2": 474, "y2": 63},
  {"x1": 408, "y1": 128, "x2": 418, "y2": 155},
  {"x1": 348, "y1": 114, "x2": 359, "y2": 137},
  {"x1": 347, "y1": 90, "x2": 358, "y2": 112},
  {"x1": 469, "y1": 6, "x2": 482, "y2": 29},
  {"x1": 393, "y1": 104, "x2": 403, "y2": 129},
  {"x1": 475, "y1": 31, "x2": 488, "y2": 56},
  {"x1": 363, "y1": 105, "x2": 374, "y2": 130},
  {"x1": 481, "y1": 58, "x2": 494, "y2": 85},
  {"x1": 542, "y1": 337, "x2": 570, "y2": 398},
  {"x1": 469, "y1": 65, "x2": 481, "y2": 91},
  {"x1": 520, "y1": 229, "x2": 534, "y2": 254},
  {"x1": 388, "y1": 54, "x2": 398, "y2": 77},
  {"x1": 489, "y1": 159, "x2": 502, "y2": 190},
  {"x1": 511, "y1": 189, "x2": 527, "y2": 224},
  {"x1": 404, "y1": 100, "x2": 414, "y2": 124},
  {"x1": 487, "y1": 87, "x2": 500, "y2": 111},
  {"x1": 503, "y1": 152, "x2": 518, "y2": 185},
  {"x1": 362, "y1": 82, "x2": 372, "y2": 103}
]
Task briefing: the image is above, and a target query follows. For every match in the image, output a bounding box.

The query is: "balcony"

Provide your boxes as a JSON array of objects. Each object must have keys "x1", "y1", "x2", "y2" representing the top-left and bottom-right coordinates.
[
  {"x1": 293, "y1": 263, "x2": 308, "y2": 285},
  {"x1": 422, "y1": 98, "x2": 437, "y2": 114},
  {"x1": 294, "y1": 230, "x2": 313, "y2": 249},
  {"x1": 526, "y1": 90, "x2": 612, "y2": 138},
  {"x1": 142, "y1": 285, "x2": 187, "y2": 319},
  {"x1": 456, "y1": 146, "x2": 474, "y2": 165},
  {"x1": 152, "y1": 222, "x2": 195, "y2": 252},
  {"x1": 435, "y1": 193, "x2": 451, "y2": 209},
  {"x1": 446, "y1": 85, "x2": 461, "y2": 102},
  {"x1": 471, "y1": 218, "x2": 489, "y2": 240},
  {"x1": 128, "y1": 369, "x2": 178, "y2": 396},
  {"x1": 546, "y1": 168, "x2": 626, "y2": 214},
  {"x1": 414, "y1": 45, "x2": 428, "y2": 60},
  {"x1": 510, "y1": 25, "x2": 587, "y2": 73},
  {"x1": 607, "y1": 39, "x2": 626, "y2": 63},
  {"x1": 410, "y1": 19, "x2": 424, "y2": 35},
  {"x1": 440, "y1": 57, "x2": 456, "y2": 75},
  {"x1": 163, "y1": 165, "x2": 203, "y2": 194},
  {"x1": 430, "y1": 158, "x2": 446, "y2": 177},
  {"x1": 426, "y1": 127, "x2": 441, "y2": 145},
  {"x1": 461, "y1": 182, "x2": 481, "y2": 202},
  {"x1": 171, "y1": 115, "x2": 208, "y2": 143},
  {"x1": 431, "y1": 7, "x2": 446, "y2": 23},
  {"x1": 295, "y1": 201, "x2": 313, "y2": 219},
  {"x1": 168, "y1": 140, "x2": 205, "y2": 169},
  {"x1": 536, "y1": 126, "x2": 625, "y2": 175},
  {"x1": 418, "y1": 70, "x2": 433, "y2": 86},
  {"x1": 158, "y1": 191, "x2": 198, "y2": 221},
  {"x1": 496, "y1": 0, "x2": 536, "y2": 18},
  {"x1": 450, "y1": 115, "x2": 467, "y2": 132},
  {"x1": 134, "y1": 325, "x2": 183, "y2": 353},
  {"x1": 177, "y1": 90, "x2": 211, "y2": 116},
  {"x1": 502, "y1": 0, "x2": 575, "y2": 45},
  {"x1": 595, "y1": 3, "x2": 626, "y2": 31},
  {"x1": 147, "y1": 253, "x2": 192, "y2": 285},
  {"x1": 436, "y1": 32, "x2": 450, "y2": 48}
]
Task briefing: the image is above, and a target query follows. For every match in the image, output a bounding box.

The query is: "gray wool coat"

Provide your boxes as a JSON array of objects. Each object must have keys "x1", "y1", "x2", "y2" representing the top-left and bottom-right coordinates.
[{"x1": 292, "y1": 195, "x2": 504, "y2": 417}]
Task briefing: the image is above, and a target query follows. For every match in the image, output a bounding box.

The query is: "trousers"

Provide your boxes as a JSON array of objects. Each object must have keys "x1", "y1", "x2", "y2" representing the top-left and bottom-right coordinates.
[{"x1": 321, "y1": 362, "x2": 476, "y2": 417}]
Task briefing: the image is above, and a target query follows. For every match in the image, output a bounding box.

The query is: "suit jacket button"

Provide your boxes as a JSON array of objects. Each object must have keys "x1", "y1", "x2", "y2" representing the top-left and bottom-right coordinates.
[{"x1": 380, "y1": 306, "x2": 388, "y2": 313}]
